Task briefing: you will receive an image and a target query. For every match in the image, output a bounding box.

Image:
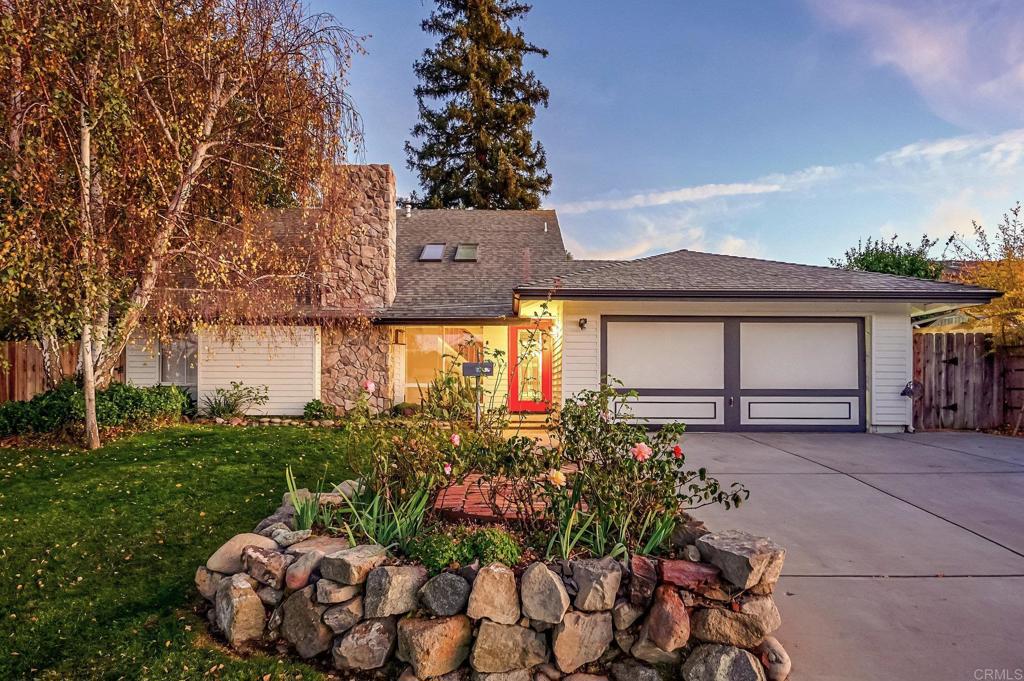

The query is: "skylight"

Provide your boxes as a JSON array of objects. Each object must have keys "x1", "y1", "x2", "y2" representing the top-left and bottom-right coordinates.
[
  {"x1": 454, "y1": 243, "x2": 478, "y2": 262},
  {"x1": 419, "y1": 243, "x2": 445, "y2": 261}
]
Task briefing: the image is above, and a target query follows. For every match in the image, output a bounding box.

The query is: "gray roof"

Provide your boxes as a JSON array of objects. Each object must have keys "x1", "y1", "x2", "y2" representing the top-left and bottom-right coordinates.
[
  {"x1": 516, "y1": 249, "x2": 1000, "y2": 303},
  {"x1": 381, "y1": 209, "x2": 571, "y2": 321}
]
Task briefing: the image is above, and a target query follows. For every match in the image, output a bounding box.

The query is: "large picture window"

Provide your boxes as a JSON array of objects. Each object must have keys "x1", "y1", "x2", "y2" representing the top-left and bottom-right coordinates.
[{"x1": 403, "y1": 326, "x2": 484, "y2": 403}]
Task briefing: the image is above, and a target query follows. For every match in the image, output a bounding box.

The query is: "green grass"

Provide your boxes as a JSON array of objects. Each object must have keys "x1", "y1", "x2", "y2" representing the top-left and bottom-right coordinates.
[{"x1": 0, "y1": 425, "x2": 356, "y2": 680}]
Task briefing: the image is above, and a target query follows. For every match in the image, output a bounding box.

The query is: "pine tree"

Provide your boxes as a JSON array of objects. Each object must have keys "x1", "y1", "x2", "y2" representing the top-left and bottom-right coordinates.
[{"x1": 406, "y1": 0, "x2": 552, "y2": 209}]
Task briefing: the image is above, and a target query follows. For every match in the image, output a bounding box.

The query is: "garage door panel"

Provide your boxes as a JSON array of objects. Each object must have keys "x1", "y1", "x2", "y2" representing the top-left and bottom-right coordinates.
[
  {"x1": 615, "y1": 396, "x2": 724, "y2": 425},
  {"x1": 740, "y1": 322, "x2": 859, "y2": 390},
  {"x1": 741, "y1": 396, "x2": 860, "y2": 426},
  {"x1": 606, "y1": 321, "x2": 724, "y2": 389}
]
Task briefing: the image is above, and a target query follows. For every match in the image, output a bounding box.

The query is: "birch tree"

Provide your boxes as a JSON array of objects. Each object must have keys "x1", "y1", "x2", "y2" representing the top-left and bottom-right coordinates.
[{"x1": 0, "y1": 0, "x2": 362, "y2": 447}]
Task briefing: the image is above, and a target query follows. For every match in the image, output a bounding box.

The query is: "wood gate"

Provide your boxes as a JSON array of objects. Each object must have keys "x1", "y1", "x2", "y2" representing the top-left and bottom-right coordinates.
[{"x1": 912, "y1": 332, "x2": 1020, "y2": 430}]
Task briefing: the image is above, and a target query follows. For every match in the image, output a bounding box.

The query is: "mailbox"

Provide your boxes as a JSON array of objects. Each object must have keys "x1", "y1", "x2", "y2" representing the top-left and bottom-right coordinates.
[{"x1": 461, "y1": 361, "x2": 494, "y2": 378}]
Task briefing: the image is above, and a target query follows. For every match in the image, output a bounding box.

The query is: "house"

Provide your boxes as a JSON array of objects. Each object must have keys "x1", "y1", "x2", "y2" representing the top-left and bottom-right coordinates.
[{"x1": 124, "y1": 164, "x2": 999, "y2": 432}]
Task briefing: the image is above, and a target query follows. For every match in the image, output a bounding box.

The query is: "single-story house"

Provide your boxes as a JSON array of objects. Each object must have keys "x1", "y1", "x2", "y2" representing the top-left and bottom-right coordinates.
[{"x1": 124, "y1": 164, "x2": 999, "y2": 432}]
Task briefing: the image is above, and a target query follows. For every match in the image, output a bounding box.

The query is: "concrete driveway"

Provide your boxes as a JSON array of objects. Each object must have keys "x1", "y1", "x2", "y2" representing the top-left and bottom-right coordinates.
[{"x1": 686, "y1": 432, "x2": 1024, "y2": 681}]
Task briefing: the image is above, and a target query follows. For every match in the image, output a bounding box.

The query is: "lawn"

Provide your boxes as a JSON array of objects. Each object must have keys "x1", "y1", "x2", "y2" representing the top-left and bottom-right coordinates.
[{"x1": 0, "y1": 425, "x2": 356, "y2": 680}]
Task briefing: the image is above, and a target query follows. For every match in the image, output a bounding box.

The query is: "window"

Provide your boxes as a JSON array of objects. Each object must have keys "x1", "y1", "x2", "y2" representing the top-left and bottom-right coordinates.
[
  {"x1": 403, "y1": 326, "x2": 484, "y2": 403},
  {"x1": 454, "y1": 243, "x2": 478, "y2": 261},
  {"x1": 159, "y1": 335, "x2": 198, "y2": 393},
  {"x1": 419, "y1": 243, "x2": 445, "y2": 261}
]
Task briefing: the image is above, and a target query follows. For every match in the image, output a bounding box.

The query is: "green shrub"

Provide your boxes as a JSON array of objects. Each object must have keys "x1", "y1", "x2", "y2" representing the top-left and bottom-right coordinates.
[
  {"x1": 406, "y1": 525, "x2": 522, "y2": 573},
  {"x1": 202, "y1": 381, "x2": 268, "y2": 417},
  {"x1": 406, "y1": 531, "x2": 473, "y2": 573},
  {"x1": 469, "y1": 526, "x2": 522, "y2": 567},
  {"x1": 303, "y1": 399, "x2": 336, "y2": 420},
  {"x1": 0, "y1": 381, "x2": 188, "y2": 437}
]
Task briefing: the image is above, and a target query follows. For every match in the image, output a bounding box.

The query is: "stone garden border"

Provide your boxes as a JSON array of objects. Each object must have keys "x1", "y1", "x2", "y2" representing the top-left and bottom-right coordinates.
[{"x1": 196, "y1": 492, "x2": 791, "y2": 681}]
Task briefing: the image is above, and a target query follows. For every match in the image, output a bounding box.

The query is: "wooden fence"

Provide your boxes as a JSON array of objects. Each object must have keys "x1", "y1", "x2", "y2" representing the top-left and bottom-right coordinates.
[
  {"x1": 0, "y1": 341, "x2": 126, "y2": 403},
  {"x1": 912, "y1": 332, "x2": 1023, "y2": 430}
]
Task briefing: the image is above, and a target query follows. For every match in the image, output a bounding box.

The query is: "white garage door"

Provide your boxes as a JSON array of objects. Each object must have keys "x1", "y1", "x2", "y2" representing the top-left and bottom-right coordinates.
[{"x1": 603, "y1": 317, "x2": 864, "y2": 431}]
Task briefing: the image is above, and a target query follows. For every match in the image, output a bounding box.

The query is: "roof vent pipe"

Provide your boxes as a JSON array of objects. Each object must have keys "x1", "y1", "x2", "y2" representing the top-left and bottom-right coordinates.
[
  {"x1": 544, "y1": 221, "x2": 548, "y2": 233},
  {"x1": 405, "y1": 203, "x2": 411, "y2": 218}
]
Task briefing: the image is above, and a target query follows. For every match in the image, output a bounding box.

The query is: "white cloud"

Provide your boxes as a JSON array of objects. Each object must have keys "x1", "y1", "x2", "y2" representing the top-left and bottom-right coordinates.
[
  {"x1": 805, "y1": 0, "x2": 1024, "y2": 129},
  {"x1": 555, "y1": 181, "x2": 783, "y2": 215}
]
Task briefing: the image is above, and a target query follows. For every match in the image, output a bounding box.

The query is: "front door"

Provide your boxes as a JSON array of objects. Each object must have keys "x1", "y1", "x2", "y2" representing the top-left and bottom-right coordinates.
[{"x1": 509, "y1": 323, "x2": 552, "y2": 412}]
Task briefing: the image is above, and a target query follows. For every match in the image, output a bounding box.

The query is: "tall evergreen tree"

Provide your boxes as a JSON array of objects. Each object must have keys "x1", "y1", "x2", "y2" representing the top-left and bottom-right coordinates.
[{"x1": 406, "y1": 0, "x2": 552, "y2": 209}]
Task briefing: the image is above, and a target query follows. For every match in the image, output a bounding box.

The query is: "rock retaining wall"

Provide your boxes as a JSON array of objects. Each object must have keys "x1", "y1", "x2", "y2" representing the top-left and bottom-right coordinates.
[{"x1": 197, "y1": 496, "x2": 791, "y2": 681}]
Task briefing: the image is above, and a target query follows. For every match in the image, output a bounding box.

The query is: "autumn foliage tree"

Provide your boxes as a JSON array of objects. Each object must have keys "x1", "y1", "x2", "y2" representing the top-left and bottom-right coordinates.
[
  {"x1": 0, "y1": 0, "x2": 362, "y2": 447},
  {"x1": 950, "y1": 203, "x2": 1024, "y2": 345}
]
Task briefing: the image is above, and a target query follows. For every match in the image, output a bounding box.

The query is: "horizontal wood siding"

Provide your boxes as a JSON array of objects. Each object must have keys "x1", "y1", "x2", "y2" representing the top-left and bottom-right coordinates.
[
  {"x1": 561, "y1": 310, "x2": 600, "y2": 404},
  {"x1": 197, "y1": 326, "x2": 319, "y2": 416},
  {"x1": 869, "y1": 312, "x2": 913, "y2": 427},
  {"x1": 125, "y1": 336, "x2": 159, "y2": 387}
]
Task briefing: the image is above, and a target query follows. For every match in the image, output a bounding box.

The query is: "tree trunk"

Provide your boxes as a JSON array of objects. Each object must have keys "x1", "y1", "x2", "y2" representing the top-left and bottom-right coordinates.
[{"x1": 80, "y1": 324, "x2": 101, "y2": 450}]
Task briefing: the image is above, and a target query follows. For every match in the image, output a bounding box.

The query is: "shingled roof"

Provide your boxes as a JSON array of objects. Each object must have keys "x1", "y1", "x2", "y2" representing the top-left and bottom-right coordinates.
[
  {"x1": 380, "y1": 209, "x2": 572, "y2": 321},
  {"x1": 515, "y1": 248, "x2": 1000, "y2": 303}
]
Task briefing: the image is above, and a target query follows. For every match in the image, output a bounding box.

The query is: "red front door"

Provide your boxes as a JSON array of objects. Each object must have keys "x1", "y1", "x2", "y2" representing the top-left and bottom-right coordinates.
[{"x1": 508, "y1": 323, "x2": 553, "y2": 412}]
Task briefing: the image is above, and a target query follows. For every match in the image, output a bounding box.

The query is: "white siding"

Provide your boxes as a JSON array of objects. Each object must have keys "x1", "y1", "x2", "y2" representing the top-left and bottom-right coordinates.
[
  {"x1": 197, "y1": 326, "x2": 320, "y2": 416},
  {"x1": 870, "y1": 312, "x2": 913, "y2": 428},
  {"x1": 125, "y1": 335, "x2": 159, "y2": 387},
  {"x1": 562, "y1": 310, "x2": 600, "y2": 403}
]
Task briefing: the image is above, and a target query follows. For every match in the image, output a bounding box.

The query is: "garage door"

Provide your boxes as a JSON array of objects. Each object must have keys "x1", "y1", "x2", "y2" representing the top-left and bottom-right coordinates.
[{"x1": 602, "y1": 316, "x2": 865, "y2": 431}]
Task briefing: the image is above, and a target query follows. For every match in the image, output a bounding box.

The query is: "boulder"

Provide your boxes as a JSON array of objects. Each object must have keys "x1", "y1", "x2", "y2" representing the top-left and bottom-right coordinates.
[
  {"x1": 670, "y1": 519, "x2": 710, "y2": 548},
  {"x1": 333, "y1": 618, "x2": 398, "y2": 670},
  {"x1": 690, "y1": 596, "x2": 781, "y2": 648},
  {"x1": 320, "y1": 544, "x2": 387, "y2": 585},
  {"x1": 612, "y1": 599, "x2": 644, "y2": 631},
  {"x1": 611, "y1": 659, "x2": 661, "y2": 681},
  {"x1": 257, "y1": 585, "x2": 284, "y2": 607},
  {"x1": 272, "y1": 528, "x2": 312, "y2": 547},
  {"x1": 645, "y1": 585, "x2": 689, "y2": 652},
  {"x1": 521, "y1": 562, "x2": 571, "y2": 624},
  {"x1": 316, "y1": 578, "x2": 362, "y2": 604},
  {"x1": 628, "y1": 555, "x2": 658, "y2": 607},
  {"x1": 470, "y1": 620, "x2": 548, "y2": 673},
  {"x1": 241, "y1": 546, "x2": 295, "y2": 590},
  {"x1": 572, "y1": 558, "x2": 621, "y2": 611},
  {"x1": 564, "y1": 675, "x2": 608, "y2": 681},
  {"x1": 552, "y1": 611, "x2": 613, "y2": 673},
  {"x1": 286, "y1": 535, "x2": 349, "y2": 556},
  {"x1": 630, "y1": 621, "x2": 680, "y2": 666},
  {"x1": 753, "y1": 636, "x2": 791, "y2": 681},
  {"x1": 397, "y1": 615, "x2": 473, "y2": 678},
  {"x1": 332, "y1": 479, "x2": 361, "y2": 498},
  {"x1": 214, "y1": 573, "x2": 265, "y2": 647},
  {"x1": 658, "y1": 560, "x2": 722, "y2": 591},
  {"x1": 364, "y1": 565, "x2": 429, "y2": 618},
  {"x1": 195, "y1": 566, "x2": 226, "y2": 602},
  {"x1": 420, "y1": 571, "x2": 472, "y2": 616},
  {"x1": 279, "y1": 585, "x2": 333, "y2": 658},
  {"x1": 257, "y1": 521, "x2": 291, "y2": 538},
  {"x1": 285, "y1": 549, "x2": 324, "y2": 590},
  {"x1": 614, "y1": 629, "x2": 637, "y2": 654},
  {"x1": 207, "y1": 533, "x2": 278, "y2": 574},
  {"x1": 536, "y1": 662, "x2": 562, "y2": 680},
  {"x1": 681, "y1": 644, "x2": 766, "y2": 681},
  {"x1": 696, "y1": 531, "x2": 785, "y2": 590},
  {"x1": 323, "y1": 595, "x2": 363, "y2": 634},
  {"x1": 683, "y1": 545, "x2": 702, "y2": 562},
  {"x1": 467, "y1": 563, "x2": 520, "y2": 624}
]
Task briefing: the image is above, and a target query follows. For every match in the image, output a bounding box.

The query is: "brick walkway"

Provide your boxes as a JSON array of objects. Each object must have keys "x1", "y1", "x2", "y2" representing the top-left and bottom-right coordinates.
[{"x1": 433, "y1": 464, "x2": 574, "y2": 523}]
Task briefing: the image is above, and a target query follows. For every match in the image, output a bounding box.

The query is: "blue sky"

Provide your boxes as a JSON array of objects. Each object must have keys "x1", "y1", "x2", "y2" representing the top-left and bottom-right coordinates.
[{"x1": 317, "y1": 0, "x2": 1024, "y2": 265}]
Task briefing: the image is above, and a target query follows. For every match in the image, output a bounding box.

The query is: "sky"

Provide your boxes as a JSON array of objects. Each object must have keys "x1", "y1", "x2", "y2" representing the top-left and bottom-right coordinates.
[{"x1": 314, "y1": 0, "x2": 1024, "y2": 266}]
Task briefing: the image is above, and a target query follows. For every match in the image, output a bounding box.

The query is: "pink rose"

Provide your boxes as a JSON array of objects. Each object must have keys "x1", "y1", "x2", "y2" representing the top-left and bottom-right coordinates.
[
  {"x1": 443, "y1": 462, "x2": 453, "y2": 476},
  {"x1": 361, "y1": 379, "x2": 376, "y2": 393},
  {"x1": 450, "y1": 433, "x2": 461, "y2": 447},
  {"x1": 630, "y1": 442, "x2": 653, "y2": 462}
]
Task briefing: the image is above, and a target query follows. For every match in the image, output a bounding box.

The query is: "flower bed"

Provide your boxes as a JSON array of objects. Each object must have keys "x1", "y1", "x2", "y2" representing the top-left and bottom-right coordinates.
[{"x1": 197, "y1": 491, "x2": 790, "y2": 681}]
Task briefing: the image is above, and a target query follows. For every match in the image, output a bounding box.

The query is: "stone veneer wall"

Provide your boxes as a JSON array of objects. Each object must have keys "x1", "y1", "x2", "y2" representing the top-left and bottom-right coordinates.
[
  {"x1": 196, "y1": 492, "x2": 792, "y2": 681},
  {"x1": 320, "y1": 324, "x2": 392, "y2": 413},
  {"x1": 317, "y1": 164, "x2": 397, "y2": 413}
]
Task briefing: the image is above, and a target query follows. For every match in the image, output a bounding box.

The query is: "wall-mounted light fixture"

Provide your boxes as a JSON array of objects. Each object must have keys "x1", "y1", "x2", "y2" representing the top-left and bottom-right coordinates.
[{"x1": 578, "y1": 318, "x2": 588, "y2": 331}]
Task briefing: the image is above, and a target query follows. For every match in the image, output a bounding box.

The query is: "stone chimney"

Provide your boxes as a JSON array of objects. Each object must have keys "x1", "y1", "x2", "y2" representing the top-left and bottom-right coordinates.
[{"x1": 320, "y1": 164, "x2": 396, "y2": 313}]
